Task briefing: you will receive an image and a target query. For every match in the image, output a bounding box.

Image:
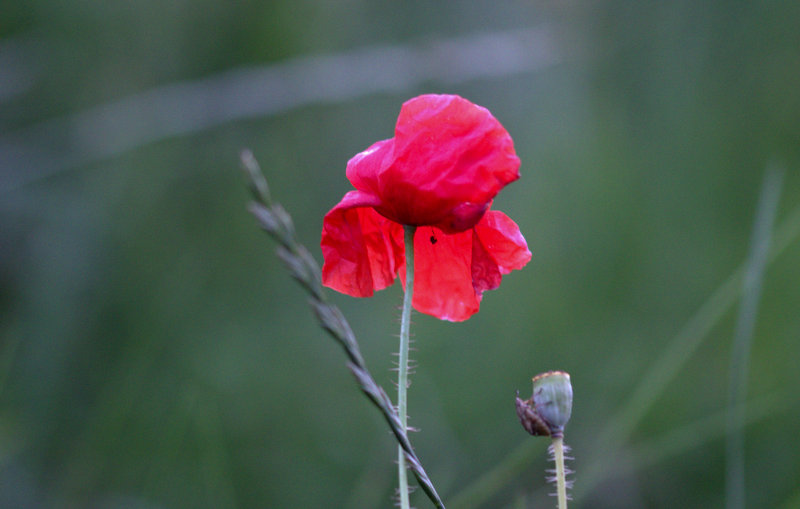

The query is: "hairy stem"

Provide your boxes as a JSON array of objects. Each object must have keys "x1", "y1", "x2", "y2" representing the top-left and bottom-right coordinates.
[
  {"x1": 552, "y1": 436, "x2": 568, "y2": 509},
  {"x1": 398, "y1": 225, "x2": 416, "y2": 509}
]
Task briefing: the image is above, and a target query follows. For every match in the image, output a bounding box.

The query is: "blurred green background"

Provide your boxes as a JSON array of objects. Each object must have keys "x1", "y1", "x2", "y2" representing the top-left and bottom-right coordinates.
[{"x1": 2, "y1": 1, "x2": 799, "y2": 508}]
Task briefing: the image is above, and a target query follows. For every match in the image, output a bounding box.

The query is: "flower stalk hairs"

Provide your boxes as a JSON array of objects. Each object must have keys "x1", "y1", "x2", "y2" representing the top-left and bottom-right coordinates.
[{"x1": 321, "y1": 94, "x2": 529, "y2": 507}]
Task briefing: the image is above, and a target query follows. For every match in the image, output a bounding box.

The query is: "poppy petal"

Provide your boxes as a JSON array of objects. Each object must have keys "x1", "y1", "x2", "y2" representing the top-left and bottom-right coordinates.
[
  {"x1": 406, "y1": 227, "x2": 480, "y2": 322},
  {"x1": 473, "y1": 210, "x2": 532, "y2": 276},
  {"x1": 471, "y1": 230, "x2": 503, "y2": 294},
  {"x1": 344, "y1": 95, "x2": 520, "y2": 231},
  {"x1": 321, "y1": 191, "x2": 404, "y2": 297},
  {"x1": 345, "y1": 138, "x2": 393, "y2": 199},
  {"x1": 404, "y1": 210, "x2": 530, "y2": 322}
]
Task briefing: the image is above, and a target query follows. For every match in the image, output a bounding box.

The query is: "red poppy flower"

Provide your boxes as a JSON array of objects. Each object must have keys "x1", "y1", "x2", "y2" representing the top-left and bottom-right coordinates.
[{"x1": 321, "y1": 94, "x2": 530, "y2": 321}]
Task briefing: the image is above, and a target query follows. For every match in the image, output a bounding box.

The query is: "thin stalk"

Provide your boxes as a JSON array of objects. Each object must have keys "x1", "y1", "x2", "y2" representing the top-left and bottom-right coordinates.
[
  {"x1": 726, "y1": 166, "x2": 783, "y2": 509},
  {"x1": 551, "y1": 436, "x2": 568, "y2": 509},
  {"x1": 398, "y1": 225, "x2": 416, "y2": 509}
]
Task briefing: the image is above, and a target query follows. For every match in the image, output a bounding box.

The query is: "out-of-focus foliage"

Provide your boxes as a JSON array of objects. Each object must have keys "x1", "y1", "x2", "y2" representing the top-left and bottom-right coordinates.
[{"x1": 1, "y1": 1, "x2": 799, "y2": 508}]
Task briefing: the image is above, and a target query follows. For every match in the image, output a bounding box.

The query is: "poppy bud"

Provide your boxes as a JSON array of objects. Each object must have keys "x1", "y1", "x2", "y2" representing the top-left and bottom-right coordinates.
[{"x1": 531, "y1": 371, "x2": 572, "y2": 437}]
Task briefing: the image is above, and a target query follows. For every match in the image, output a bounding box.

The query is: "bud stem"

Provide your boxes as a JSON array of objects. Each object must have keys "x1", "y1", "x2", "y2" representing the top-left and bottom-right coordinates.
[
  {"x1": 552, "y1": 436, "x2": 568, "y2": 509},
  {"x1": 397, "y1": 225, "x2": 416, "y2": 509}
]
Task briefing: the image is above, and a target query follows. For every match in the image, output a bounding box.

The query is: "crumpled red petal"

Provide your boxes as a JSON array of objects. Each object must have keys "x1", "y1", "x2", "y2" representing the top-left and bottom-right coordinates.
[
  {"x1": 472, "y1": 210, "x2": 532, "y2": 276},
  {"x1": 346, "y1": 94, "x2": 520, "y2": 232},
  {"x1": 321, "y1": 190, "x2": 404, "y2": 297},
  {"x1": 406, "y1": 227, "x2": 478, "y2": 322},
  {"x1": 402, "y1": 210, "x2": 531, "y2": 322}
]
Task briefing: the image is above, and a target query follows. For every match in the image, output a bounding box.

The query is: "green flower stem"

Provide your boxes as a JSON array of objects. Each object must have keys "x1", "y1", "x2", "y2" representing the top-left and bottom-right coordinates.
[
  {"x1": 552, "y1": 436, "x2": 568, "y2": 509},
  {"x1": 398, "y1": 225, "x2": 416, "y2": 509}
]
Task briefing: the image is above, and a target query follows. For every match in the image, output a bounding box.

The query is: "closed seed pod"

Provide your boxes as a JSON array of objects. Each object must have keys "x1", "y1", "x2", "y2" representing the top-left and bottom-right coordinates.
[{"x1": 531, "y1": 371, "x2": 572, "y2": 437}]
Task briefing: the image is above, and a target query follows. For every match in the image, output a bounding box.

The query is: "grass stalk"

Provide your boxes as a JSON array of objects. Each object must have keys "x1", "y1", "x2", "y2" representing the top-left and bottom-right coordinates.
[
  {"x1": 725, "y1": 166, "x2": 783, "y2": 509},
  {"x1": 242, "y1": 151, "x2": 445, "y2": 508}
]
